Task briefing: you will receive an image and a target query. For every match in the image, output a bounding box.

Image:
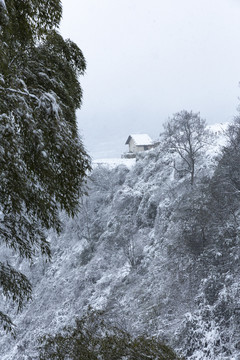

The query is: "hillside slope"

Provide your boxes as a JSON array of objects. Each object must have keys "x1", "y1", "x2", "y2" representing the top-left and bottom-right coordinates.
[{"x1": 0, "y1": 130, "x2": 240, "y2": 359}]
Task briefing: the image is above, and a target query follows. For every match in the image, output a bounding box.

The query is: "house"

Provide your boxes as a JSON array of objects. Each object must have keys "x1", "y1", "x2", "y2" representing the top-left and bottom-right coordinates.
[{"x1": 125, "y1": 134, "x2": 155, "y2": 155}]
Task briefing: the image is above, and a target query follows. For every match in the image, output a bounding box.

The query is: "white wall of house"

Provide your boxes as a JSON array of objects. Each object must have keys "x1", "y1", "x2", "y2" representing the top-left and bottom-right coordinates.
[
  {"x1": 128, "y1": 138, "x2": 137, "y2": 153},
  {"x1": 129, "y1": 142, "x2": 154, "y2": 153},
  {"x1": 135, "y1": 145, "x2": 145, "y2": 152}
]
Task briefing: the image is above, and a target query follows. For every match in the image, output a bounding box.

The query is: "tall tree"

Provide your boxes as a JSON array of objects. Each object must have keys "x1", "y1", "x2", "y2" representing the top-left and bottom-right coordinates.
[
  {"x1": 210, "y1": 117, "x2": 240, "y2": 227},
  {"x1": 162, "y1": 110, "x2": 209, "y2": 185},
  {"x1": 0, "y1": 0, "x2": 90, "y2": 333}
]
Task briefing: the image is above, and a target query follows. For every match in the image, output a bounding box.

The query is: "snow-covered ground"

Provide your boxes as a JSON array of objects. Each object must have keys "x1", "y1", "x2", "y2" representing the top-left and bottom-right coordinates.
[{"x1": 93, "y1": 157, "x2": 136, "y2": 169}]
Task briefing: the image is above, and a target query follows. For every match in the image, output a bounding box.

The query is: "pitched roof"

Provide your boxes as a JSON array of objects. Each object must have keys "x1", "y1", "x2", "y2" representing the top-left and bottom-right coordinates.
[{"x1": 125, "y1": 134, "x2": 153, "y2": 146}]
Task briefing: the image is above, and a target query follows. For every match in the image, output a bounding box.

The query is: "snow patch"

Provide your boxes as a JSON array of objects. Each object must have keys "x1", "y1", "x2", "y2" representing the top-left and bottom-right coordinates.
[{"x1": 93, "y1": 158, "x2": 136, "y2": 169}]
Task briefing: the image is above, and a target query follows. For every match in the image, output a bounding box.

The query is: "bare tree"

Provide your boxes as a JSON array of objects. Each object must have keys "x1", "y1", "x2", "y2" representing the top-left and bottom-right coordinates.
[{"x1": 162, "y1": 110, "x2": 209, "y2": 185}]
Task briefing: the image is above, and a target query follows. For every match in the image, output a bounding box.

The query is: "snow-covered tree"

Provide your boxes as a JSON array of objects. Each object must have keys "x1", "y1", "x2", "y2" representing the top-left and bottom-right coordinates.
[
  {"x1": 38, "y1": 309, "x2": 182, "y2": 360},
  {"x1": 212, "y1": 118, "x2": 240, "y2": 207},
  {"x1": 162, "y1": 110, "x2": 209, "y2": 185},
  {"x1": 209, "y1": 117, "x2": 240, "y2": 244},
  {"x1": 0, "y1": 0, "x2": 90, "y2": 332}
]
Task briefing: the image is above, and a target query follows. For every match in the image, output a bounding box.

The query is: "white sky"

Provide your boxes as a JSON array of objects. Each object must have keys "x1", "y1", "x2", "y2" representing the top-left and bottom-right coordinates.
[{"x1": 60, "y1": 0, "x2": 240, "y2": 159}]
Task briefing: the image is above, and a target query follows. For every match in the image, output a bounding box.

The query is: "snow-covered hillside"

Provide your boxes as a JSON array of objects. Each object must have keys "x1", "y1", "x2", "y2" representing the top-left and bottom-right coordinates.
[{"x1": 0, "y1": 125, "x2": 240, "y2": 359}]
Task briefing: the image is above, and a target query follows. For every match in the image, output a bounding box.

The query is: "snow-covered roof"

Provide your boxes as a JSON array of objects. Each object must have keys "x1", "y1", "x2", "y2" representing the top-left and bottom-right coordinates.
[{"x1": 125, "y1": 134, "x2": 153, "y2": 146}]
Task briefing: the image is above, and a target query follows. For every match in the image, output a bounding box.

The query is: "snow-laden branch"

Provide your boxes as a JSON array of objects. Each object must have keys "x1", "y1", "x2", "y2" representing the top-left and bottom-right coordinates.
[
  {"x1": 0, "y1": 86, "x2": 38, "y2": 101},
  {"x1": 0, "y1": 86, "x2": 62, "y2": 119},
  {"x1": 0, "y1": 0, "x2": 6, "y2": 9}
]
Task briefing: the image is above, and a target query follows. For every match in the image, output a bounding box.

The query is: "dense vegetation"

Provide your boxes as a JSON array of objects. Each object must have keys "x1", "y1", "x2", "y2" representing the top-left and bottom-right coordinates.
[
  {"x1": 0, "y1": 116, "x2": 239, "y2": 359},
  {"x1": 63, "y1": 117, "x2": 240, "y2": 359},
  {"x1": 38, "y1": 310, "x2": 183, "y2": 360},
  {"x1": 0, "y1": 0, "x2": 90, "y2": 333}
]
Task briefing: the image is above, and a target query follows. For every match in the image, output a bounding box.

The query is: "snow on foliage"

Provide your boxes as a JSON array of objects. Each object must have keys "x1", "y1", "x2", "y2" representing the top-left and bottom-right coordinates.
[
  {"x1": 0, "y1": 0, "x2": 6, "y2": 8},
  {"x1": 1, "y1": 122, "x2": 240, "y2": 359},
  {"x1": 0, "y1": 0, "x2": 90, "y2": 338}
]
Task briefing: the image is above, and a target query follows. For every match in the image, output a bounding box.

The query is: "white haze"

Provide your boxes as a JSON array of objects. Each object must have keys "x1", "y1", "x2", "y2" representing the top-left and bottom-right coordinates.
[{"x1": 60, "y1": 0, "x2": 240, "y2": 159}]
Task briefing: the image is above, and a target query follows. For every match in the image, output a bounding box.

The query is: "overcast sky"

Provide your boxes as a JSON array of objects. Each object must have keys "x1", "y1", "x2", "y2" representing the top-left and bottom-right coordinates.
[{"x1": 60, "y1": 0, "x2": 240, "y2": 159}]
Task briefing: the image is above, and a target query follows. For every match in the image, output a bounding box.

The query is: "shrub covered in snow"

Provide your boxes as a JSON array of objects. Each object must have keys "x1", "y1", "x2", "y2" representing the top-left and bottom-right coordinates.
[{"x1": 38, "y1": 309, "x2": 183, "y2": 360}]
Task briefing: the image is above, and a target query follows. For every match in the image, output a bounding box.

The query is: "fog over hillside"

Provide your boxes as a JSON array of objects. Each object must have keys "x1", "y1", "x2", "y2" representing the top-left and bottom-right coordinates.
[{"x1": 1, "y1": 122, "x2": 240, "y2": 359}]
